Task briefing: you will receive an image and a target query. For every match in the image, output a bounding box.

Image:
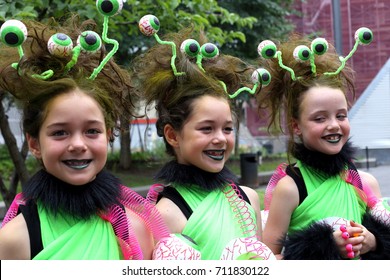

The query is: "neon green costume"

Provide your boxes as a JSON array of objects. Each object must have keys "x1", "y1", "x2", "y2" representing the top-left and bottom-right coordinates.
[{"x1": 288, "y1": 160, "x2": 367, "y2": 234}]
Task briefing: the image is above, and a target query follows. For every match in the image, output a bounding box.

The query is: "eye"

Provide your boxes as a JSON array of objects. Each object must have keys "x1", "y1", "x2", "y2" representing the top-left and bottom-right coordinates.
[
  {"x1": 180, "y1": 39, "x2": 200, "y2": 58},
  {"x1": 251, "y1": 68, "x2": 271, "y2": 86},
  {"x1": 51, "y1": 130, "x2": 68, "y2": 137},
  {"x1": 257, "y1": 40, "x2": 277, "y2": 59},
  {"x1": 337, "y1": 114, "x2": 347, "y2": 120},
  {"x1": 77, "y1": 31, "x2": 102, "y2": 53},
  {"x1": 200, "y1": 43, "x2": 219, "y2": 59},
  {"x1": 224, "y1": 127, "x2": 234, "y2": 133},
  {"x1": 0, "y1": 19, "x2": 28, "y2": 47},
  {"x1": 199, "y1": 126, "x2": 212, "y2": 132},
  {"x1": 96, "y1": 0, "x2": 123, "y2": 17},
  {"x1": 86, "y1": 128, "x2": 101, "y2": 135},
  {"x1": 293, "y1": 45, "x2": 311, "y2": 62},
  {"x1": 47, "y1": 33, "x2": 74, "y2": 57},
  {"x1": 139, "y1": 14, "x2": 160, "y2": 36},
  {"x1": 355, "y1": 27, "x2": 373, "y2": 45},
  {"x1": 311, "y1": 38, "x2": 328, "y2": 55}
]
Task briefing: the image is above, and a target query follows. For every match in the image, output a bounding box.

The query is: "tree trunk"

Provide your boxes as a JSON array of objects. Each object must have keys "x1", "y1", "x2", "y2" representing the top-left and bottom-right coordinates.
[
  {"x1": 119, "y1": 115, "x2": 131, "y2": 170},
  {"x1": 0, "y1": 96, "x2": 30, "y2": 207}
]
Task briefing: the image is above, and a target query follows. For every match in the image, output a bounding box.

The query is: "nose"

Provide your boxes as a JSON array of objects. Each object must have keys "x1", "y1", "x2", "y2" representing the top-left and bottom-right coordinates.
[
  {"x1": 68, "y1": 134, "x2": 87, "y2": 152},
  {"x1": 212, "y1": 129, "x2": 228, "y2": 144},
  {"x1": 327, "y1": 117, "x2": 340, "y2": 131}
]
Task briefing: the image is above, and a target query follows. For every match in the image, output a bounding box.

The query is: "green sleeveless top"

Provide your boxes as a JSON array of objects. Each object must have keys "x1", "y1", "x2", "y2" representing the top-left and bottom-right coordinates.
[
  {"x1": 289, "y1": 160, "x2": 367, "y2": 234},
  {"x1": 174, "y1": 184, "x2": 257, "y2": 260},
  {"x1": 33, "y1": 203, "x2": 122, "y2": 260}
]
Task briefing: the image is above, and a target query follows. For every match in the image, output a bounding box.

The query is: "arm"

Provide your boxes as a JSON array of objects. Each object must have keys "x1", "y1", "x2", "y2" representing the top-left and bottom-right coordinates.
[
  {"x1": 126, "y1": 208, "x2": 155, "y2": 260},
  {"x1": 240, "y1": 186, "x2": 263, "y2": 238},
  {"x1": 0, "y1": 214, "x2": 30, "y2": 260},
  {"x1": 155, "y1": 197, "x2": 187, "y2": 233},
  {"x1": 262, "y1": 175, "x2": 299, "y2": 259},
  {"x1": 358, "y1": 170, "x2": 382, "y2": 198}
]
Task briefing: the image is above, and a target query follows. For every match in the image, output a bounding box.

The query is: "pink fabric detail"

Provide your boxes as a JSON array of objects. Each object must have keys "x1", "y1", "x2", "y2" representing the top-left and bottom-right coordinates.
[
  {"x1": 346, "y1": 169, "x2": 379, "y2": 208},
  {"x1": 145, "y1": 183, "x2": 165, "y2": 204},
  {"x1": 264, "y1": 163, "x2": 288, "y2": 211},
  {"x1": 1, "y1": 193, "x2": 25, "y2": 227}
]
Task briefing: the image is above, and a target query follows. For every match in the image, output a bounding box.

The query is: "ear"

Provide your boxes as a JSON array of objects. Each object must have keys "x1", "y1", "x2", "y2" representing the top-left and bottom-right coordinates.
[
  {"x1": 26, "y1": 133, "x2": 42, "y2": 159},
  {"x1": 292, "y1": 118, "x2": 302, "y2": 136},
  {"x1": 164, "y1": 124, "x2": 179, "y2": 148}
]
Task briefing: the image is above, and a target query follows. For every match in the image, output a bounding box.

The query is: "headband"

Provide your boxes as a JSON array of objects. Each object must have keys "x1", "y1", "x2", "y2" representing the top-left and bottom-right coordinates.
[
  {"x1": 0, "y1": 0, "x2": 126, "y2": 80},
  {"x1": 138, "y1": 14, "x2": 271, "y2": 99},
  {"x1": 257, "y1": 27, "x2": 373, "y2": 81}
]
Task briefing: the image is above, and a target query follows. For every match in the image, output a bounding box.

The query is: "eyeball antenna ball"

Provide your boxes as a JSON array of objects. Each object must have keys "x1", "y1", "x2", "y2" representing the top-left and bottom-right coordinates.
[
  {"x1": 200, "y1": 43, "x2": 219, "y2": 59},
  {"x1": 180, "y1": 39, "x2": 200, "y2": 58},
  {"x1": 251, "y1": 68, "x2": 271, "y2": 86},
  {"x1": 77, "y1": 31, "x2": 102, "y2": 53},
  {"x1": 355, "y1": 27, "x2": 373, "y2": 45},
  {"x1": 293, "y1": 45, "x2": 311, "y2": 62},
  {"x1": 96, "y1": 0, "x2": 124, "y2": 17},
  {"x1": 47, "y1": 33, "x2": 74, "y2": 57},
  {"x1": 0, "y1": 19, "x2": 28, "y2": 47},
  {"x1": 311, "y1": 38, "x2": 328, "y2": 55},
  {"x1": 139, "y1": 15, "x2": 160, "y2": 36},
  {"x1": 257, "y1": 40, "x2": 277, "y2": 59}
]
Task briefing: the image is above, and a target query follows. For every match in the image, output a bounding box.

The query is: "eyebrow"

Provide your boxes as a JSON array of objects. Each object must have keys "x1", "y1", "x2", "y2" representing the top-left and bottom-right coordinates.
[{"x1": 46, "y1": 120, "x2": 104, "y2": 128}]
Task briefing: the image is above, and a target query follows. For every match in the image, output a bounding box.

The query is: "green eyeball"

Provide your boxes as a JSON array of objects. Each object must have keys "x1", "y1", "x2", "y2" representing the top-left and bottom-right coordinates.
[
  {"x1": 355, "y1": 27, "x2": 373, "y2": 45},
  {"x1": 96, "y1": 0, "x2": 123, "y2": 17},
  {"x1": 180, "y1": 39, "x2": 200, "y2": 58},
  {"x1": 77, "y1": 31, "x2": 102, "y2": 53},
  {"x1": 47, "y1": 33, "x2": 74, "y2": 57},
  {"x1": 0, "y1": 20, "x2": 27, "y2": 47},
  {"x1": 311, "y1": 38, "x2": 328, "y2": 55},
  {"x1": 200, "y1": 43, "x2": 219, "y2": 59},
  {"x1": 293, "y1": 45, "x2": 311, "y2": 62},
  {"x1": 139, "y1": 15, "x2": 160, "y2": 36},
  {"x1": 257, "y1": 40, "x2": 277, "y2": 59},
  {"x1": 251, "y1": 68, "x2": 271, "y2": 86}
]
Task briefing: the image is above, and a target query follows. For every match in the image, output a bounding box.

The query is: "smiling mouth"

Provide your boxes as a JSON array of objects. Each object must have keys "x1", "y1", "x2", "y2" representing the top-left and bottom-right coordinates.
[
  {"x1": 204, "y1": 150, "x2": 225, "y2": 161},
  {"x1": 63, "y1": 159, "x2": 92, "y2": 169},
  {"x1": 323, "y1": 134, "x2": 342, "y2": 143}
]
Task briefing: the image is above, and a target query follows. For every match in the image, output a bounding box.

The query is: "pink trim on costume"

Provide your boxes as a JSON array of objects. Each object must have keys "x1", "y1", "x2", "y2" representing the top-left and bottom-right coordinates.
[
  {"x1": 264, "y1": 163, "x2": 288, "y2": 211},
  {"x1": 1, "y1": 193, "x2": 25, "y2": 227}
]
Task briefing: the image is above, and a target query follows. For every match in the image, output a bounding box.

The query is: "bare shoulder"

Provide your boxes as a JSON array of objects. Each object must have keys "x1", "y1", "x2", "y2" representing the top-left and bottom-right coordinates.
[
  {"x1": 125, "y1": 208, "x2": 154, "y2": 259},
  {"x1": 0, "y1": 214, "x2": 30, "y2": 259},
  {"x1": 155, "y1": 197, "x2": 187, "y2": 233},
  {"x1": 358, "y1": 170, "x2": 382, "y2": 197},
  {"x1": 240, "y1": 186, "x2": 260, "y2": 204}
]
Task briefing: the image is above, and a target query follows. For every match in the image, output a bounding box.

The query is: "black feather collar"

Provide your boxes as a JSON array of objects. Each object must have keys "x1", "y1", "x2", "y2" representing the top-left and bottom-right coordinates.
[
  {"x1": 154, "y1": 160, "x2": 238, "y2": 191},
  {"x1": 292, "y1": 140, "x2": 357, "y2": 176}
]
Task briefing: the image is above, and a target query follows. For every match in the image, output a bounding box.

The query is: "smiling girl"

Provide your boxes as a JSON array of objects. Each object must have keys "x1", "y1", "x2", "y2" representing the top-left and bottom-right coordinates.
[
  {"x1": 0, "y1": 15, "x2": 167, "y2": 260},
  {"x1": 256, "y1": 33, "x2": 390, "y2": 259},
  {"x1": 132, "y1": 25, "x2": 275, "y2": 260}
]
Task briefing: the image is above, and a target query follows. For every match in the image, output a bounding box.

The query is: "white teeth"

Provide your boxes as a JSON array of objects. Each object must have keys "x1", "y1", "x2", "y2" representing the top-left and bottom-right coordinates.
[
  {"x1": 324, "y1": 135, "x2": 341, "y2": 143},
  {"x1": 63, "y1": 160, "x2": 91, "y2": 169}
]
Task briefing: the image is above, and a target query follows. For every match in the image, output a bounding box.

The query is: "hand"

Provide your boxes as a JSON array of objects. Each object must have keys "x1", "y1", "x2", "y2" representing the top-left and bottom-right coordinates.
[
  {"x1": 333, "y1": 223, "x2": 364, "y2": 259},
  {"x1": 350, "y1": 220, "x2": 377, "y2": 255}
]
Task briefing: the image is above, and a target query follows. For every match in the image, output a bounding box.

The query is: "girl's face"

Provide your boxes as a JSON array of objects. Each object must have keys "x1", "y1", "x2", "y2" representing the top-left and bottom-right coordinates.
[
  {"x1": 292, "y1": 86, "x2": 350, "y2": 155},
  {"x1": 169, "y1": 95, "x2": 235, "y2": 173},
  {"x1": 27, "y1": 89, "x2": 110, "y2": 185}
]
